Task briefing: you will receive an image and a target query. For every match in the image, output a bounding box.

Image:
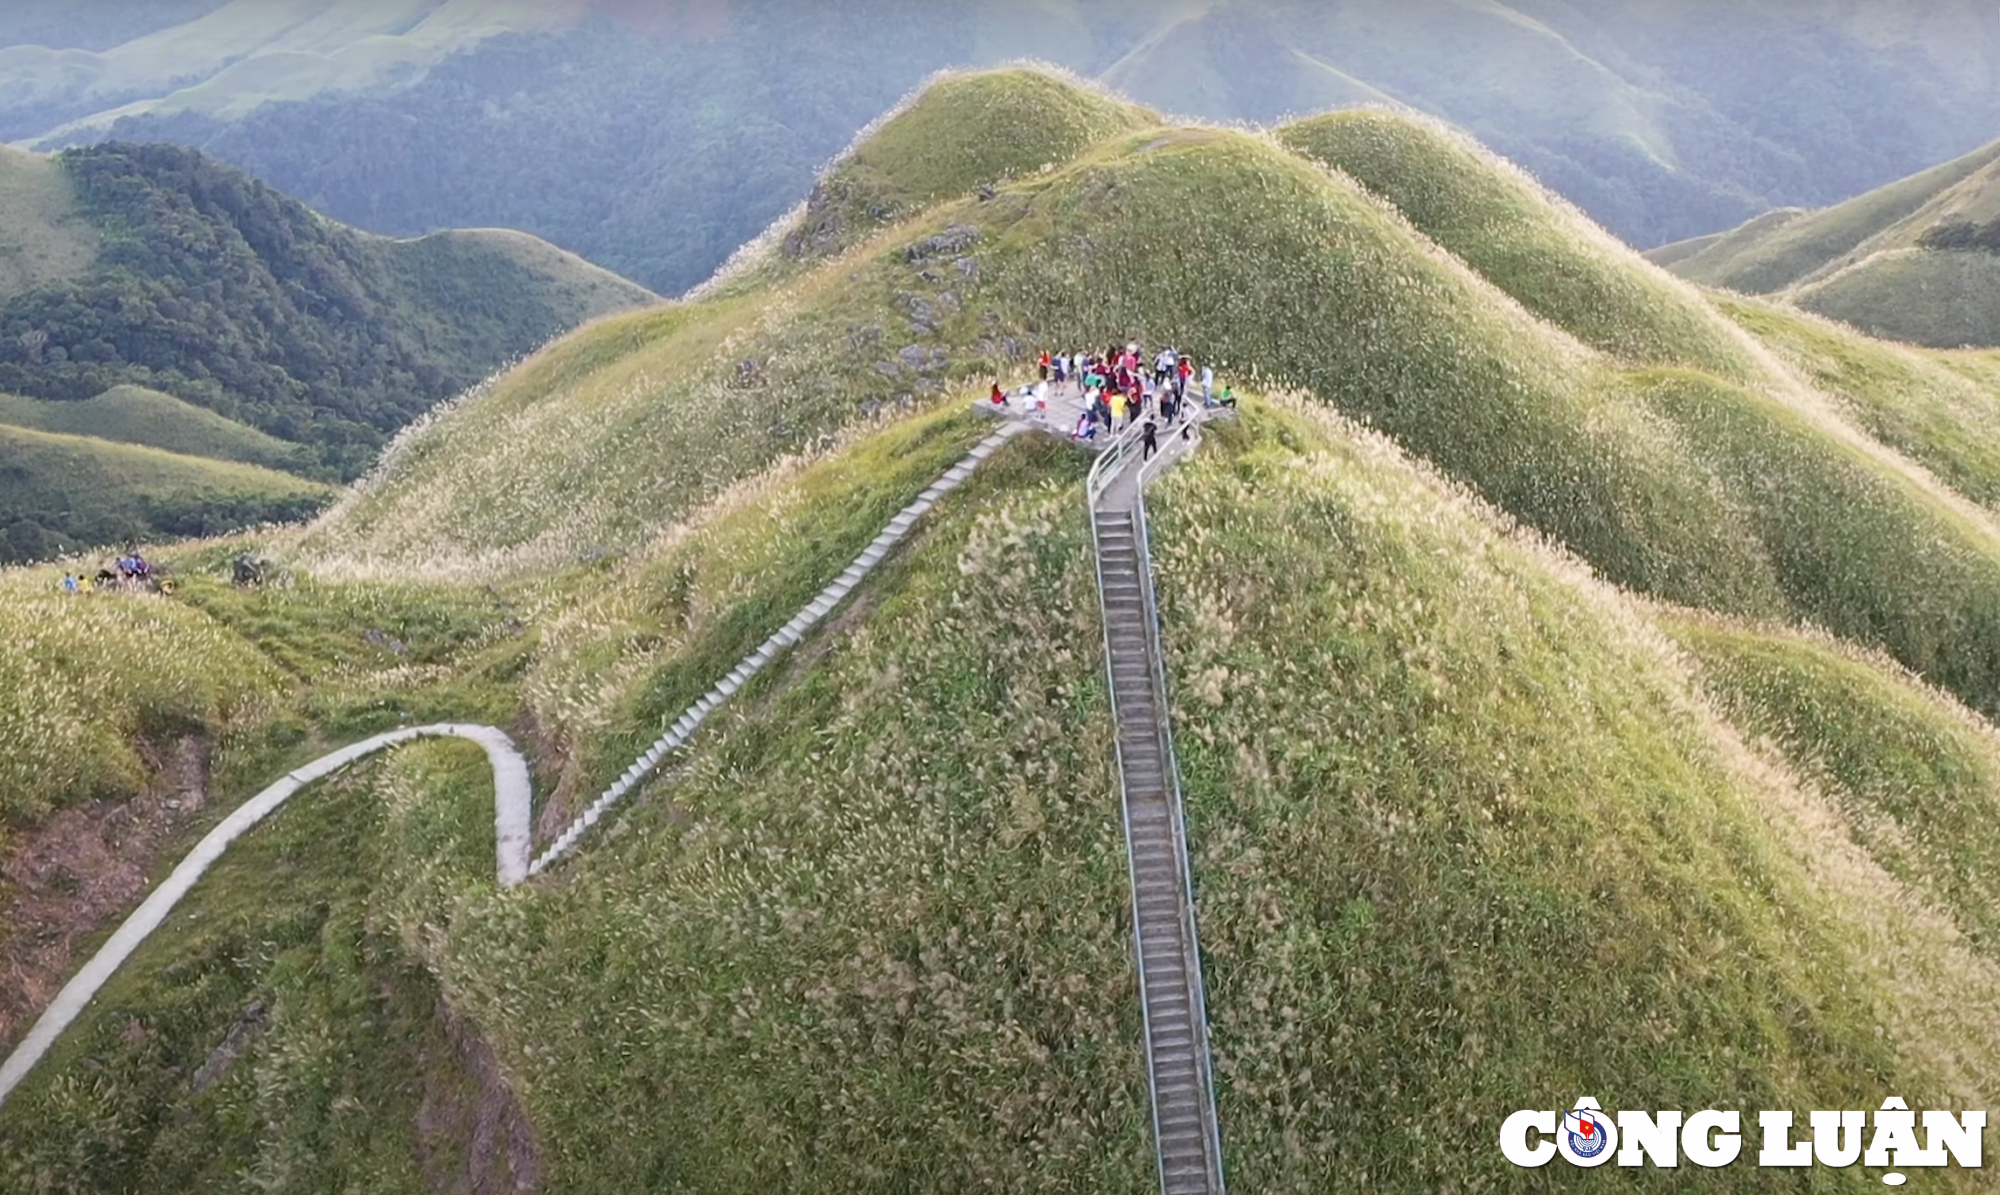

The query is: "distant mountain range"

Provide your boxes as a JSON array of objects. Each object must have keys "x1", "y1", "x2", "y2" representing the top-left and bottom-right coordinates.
[
  {"x1": 7, "y1": 0, "x2": 2000, "y2": 295},
  {"x1": 0, "y1": 137, "x2": 654, "y2": 563}
]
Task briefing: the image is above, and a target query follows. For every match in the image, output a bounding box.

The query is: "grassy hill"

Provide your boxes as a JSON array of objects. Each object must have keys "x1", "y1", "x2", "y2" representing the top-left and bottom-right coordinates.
[
  {"x1": 0, "y1": 385, "x2": 300, "y2": 470},
  {"x1": 11, "y1": 67, "x2": 2000, "y2": 1193},
  {"x1": 0, "y1": 423, "x2": 329, "y2": 563},
  {"x1": 1658, "y1": 136, "x2": 2000, "y2": 347},
  {"x1": 1654, "y1": 137, "x2": 2000, "y2": 294},
  {"x1": 0, "y1": 143, "x2": 97, "y2": 302},
  {"x1": 776, "y1": 68, "x2": 1152, "y2": 267}
]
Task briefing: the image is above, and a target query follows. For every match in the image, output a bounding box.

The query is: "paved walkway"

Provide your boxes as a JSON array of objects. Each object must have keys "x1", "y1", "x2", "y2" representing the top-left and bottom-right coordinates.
[
  {"x1": 0, "y1": 723, "x2": 532, "y2": 1108},
  {"x1": 0, "y1": 423, "x2": 1034, "y2": 1110},
  {"x1": 978, "y1": 376, "x2": 1209, "y2": 452}
]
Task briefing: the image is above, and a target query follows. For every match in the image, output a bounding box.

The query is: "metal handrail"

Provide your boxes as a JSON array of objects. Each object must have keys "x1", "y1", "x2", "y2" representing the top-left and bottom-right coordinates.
[
  {"x1": 1086, "y1": 446, "x2": 1166, "y2": 1192},
  {"x1": 1090, "y1": 400, "x2": 1226, "y2": 1195},
  {"x1": 1132, "y1": 448, "x2": 1226, "y2": 1194},
  {"x1": 1086, "y1": 418, "x2": 1148, "y2": 506}
]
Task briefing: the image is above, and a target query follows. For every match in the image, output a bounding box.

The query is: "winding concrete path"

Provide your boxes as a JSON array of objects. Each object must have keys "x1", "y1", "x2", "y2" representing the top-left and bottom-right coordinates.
[
  {"x1": 0, "y1": 723, "x2": 531, "y2": 1108},
  {"x1": 0, "y1": 422, "x2": 1031, "y2": 1111}
]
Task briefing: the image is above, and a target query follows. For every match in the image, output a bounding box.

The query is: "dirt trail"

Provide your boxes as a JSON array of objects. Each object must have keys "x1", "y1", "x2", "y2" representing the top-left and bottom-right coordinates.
[
  {"x1": 418, "y1": 997, "x2": 543, "y2": 1195},
  {"x1": 0, "y1": 736, "x2": 209, "y2": 1051}
]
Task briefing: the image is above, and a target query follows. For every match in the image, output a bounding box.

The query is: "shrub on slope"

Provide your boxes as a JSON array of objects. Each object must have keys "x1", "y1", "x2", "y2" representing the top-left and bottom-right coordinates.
[{"x1": 1276, "y1": 109, "x2": 1765, "y2": 381}]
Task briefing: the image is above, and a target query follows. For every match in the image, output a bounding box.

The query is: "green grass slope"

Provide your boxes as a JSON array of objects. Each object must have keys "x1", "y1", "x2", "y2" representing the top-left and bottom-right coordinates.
[
  {"x1": 1793, "y1": 246, "x2": 2000, "y2": 349},
  {"x1": 0, "y1": 384, "x2": 301, "y2": 470},
  {"x1": 1275, "y1": 109, "x2": 1765, "y2": 379},
  {"x1": 0, "y1": 143, "x2": 96, "y2": 302},
  {"x1": 321, "y1": 86, "x2": 2000, "y2": 725},
  {"x1": 0, "y1": 423, "x2": 328, "y2": 563},
  {"x1": 774, "y1": 67, "x2": 1153, "y2": 267},
  {"x1": 15, "y1": 395, "x2": 2000, "y2": 1192},
  {"x1": 1715, "y1": 294, "x2": 2000, "y2": 508},
  {"x1": 1152, "y1": 400, "x2": 1998, "y2": 1188},
  {"x1": 1670, "y1": 612, "x2": 2000, "y2": 966}
]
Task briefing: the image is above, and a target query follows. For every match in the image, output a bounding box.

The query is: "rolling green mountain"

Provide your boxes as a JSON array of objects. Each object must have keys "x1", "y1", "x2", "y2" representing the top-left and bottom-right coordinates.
[
  {"x1": 0, "y1": 385, "x2": 302, "y2": 469},
  {"x1": 0, "y1": 422, "x2": 329, "y2": 564},
  {"x1": 17, "y1": 1, "x2": 2000, "y2": 294},
  {"x1": 9, "y1": 68, "x2": 2000, "y2": 1193},
  {"x1": 1652, "y1": 136, "x2": 2000, "y2": 347},
  {"x1": 0, "y1": 136, "x2": 654, "y2": 563}
]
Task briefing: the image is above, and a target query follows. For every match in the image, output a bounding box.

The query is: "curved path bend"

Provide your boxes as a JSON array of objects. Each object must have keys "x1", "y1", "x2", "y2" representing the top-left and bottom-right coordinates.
[
  {"x1": 0, "y1": 422, "x2": 1028, "y2": 1111},
  {"x1": 0, "y1": 724, "x2": 531, "y2": 1107}
]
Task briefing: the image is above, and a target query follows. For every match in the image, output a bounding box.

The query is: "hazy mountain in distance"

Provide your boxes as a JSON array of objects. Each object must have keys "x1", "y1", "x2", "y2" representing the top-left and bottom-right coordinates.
[
  {"x1": 0, "y1": 0, "x2": 228, "y2": 53},
  {"x1": 12, "y1": 1, "x2": 2000, "y2": 295}
]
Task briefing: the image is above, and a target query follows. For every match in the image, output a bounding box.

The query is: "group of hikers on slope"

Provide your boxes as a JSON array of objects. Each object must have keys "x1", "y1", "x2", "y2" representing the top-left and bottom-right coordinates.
[
  {"x1": 987, "y1": 342, "x2": 1236, "y2": 461},
  {"x1": 58, "y1": 552, "x2": 173, "y2": 596}
]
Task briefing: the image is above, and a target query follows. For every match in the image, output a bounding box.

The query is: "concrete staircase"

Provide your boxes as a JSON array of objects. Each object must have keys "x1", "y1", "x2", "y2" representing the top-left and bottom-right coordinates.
[{"x1": 1090, "y1": 417, "x2": 1226, "y2": 1195}]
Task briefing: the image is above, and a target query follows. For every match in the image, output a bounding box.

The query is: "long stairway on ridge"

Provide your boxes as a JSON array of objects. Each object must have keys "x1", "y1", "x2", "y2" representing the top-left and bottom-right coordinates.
[{"x1": 1089, "y1": 421, "x2": 1226, "y2": 1195}]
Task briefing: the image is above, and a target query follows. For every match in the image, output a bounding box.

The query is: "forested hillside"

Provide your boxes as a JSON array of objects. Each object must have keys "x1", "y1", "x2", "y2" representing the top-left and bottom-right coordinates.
[{"x1": 0, "y1": 138, "x2": 654, "y2": 563}]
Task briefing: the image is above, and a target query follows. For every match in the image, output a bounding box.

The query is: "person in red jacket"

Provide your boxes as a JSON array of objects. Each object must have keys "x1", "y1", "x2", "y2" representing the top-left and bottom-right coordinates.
[
  {"x1": 990, "y1": 382, "x2": 1006, "y2": 405},
  {"x1": 1038, "y1": 349, "x2": 1051, "y2": 381}
]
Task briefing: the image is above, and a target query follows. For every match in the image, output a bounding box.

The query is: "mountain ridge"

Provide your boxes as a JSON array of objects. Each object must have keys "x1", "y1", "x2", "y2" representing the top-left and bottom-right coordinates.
[
  {"x1": 1656, "y1": 134, "x2": 2000, "y2": 347},
  {"x1": 0, "y1": 136, "x2": 655, "y2": 563}
]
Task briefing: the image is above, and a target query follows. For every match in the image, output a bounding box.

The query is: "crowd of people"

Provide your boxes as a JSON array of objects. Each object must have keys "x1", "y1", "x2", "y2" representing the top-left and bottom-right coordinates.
[
  {"x1": 59, "y1": 553, "x2": 172, "y2": 596},
  {"x1": 988, "y1": 343, "x2": 1235, "y2": 458}
]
